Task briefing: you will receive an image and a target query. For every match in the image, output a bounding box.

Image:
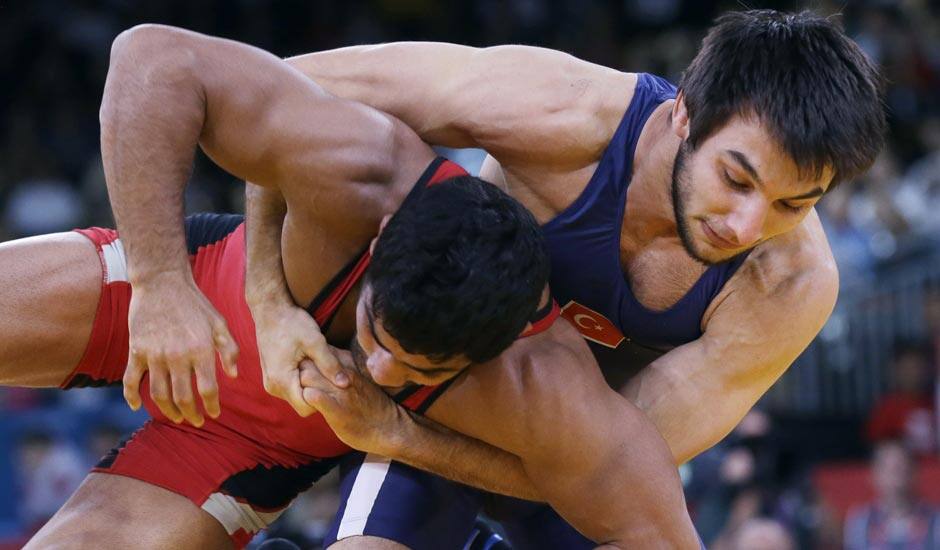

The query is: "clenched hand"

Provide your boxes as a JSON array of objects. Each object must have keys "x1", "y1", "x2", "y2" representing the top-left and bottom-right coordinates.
[{"x1": 253, "y1": 302, "x2": 348, "y2": 416}]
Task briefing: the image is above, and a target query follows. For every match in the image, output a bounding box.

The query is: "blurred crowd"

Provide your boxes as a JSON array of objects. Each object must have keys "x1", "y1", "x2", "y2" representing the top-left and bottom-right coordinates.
[{"x1": 1, "y1": 0, "x2": 939, "y2": 548}]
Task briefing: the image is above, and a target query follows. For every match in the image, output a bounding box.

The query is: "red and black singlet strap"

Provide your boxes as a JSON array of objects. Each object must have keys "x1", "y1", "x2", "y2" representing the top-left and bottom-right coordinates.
[
  {"x1": 304, "y1": 158, "x2": 467, "y2": 331},
  {"x1": 518, "y1": 299, "x2": 561, "y2": 339}
]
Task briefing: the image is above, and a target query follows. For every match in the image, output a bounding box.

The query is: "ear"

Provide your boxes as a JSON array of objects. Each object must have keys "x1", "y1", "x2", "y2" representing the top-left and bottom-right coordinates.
[
  {"x1": 369, "y1": 215, "x2": 393, "y2": 255},
  {"x1": 672, "y1": 91, "x2": 690, "y2": 141}
]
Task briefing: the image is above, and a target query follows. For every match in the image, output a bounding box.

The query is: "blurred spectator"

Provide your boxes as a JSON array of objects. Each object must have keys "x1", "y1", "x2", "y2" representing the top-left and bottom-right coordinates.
[
  {"x1": 866, "y1": 341, "x2": 937, "y2": 455},
  {"x1": 844, "y1": 440, "x2": 940, "y2": 549},
  {"x1": 16, "y1": 429, "x2": 84, "y2": 534},
  {"x1": 729, "y1": 517, "x2": 796, "y2": 550},
  {"x1": 687, "y1": 410, "x2": 783, "y2": 546}
]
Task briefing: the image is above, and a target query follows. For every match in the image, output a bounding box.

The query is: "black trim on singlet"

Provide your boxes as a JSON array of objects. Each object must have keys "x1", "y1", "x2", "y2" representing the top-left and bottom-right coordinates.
[
  {"x1": 303, "y1": 157, "x2": 449, "y2": 330},
  {"x1": 184, "y1": 213, "x2": 245, "y2": 255},
  {"x1": 96, "y1": 433, "x2": 135, "y2": 469},
  {"x1": 413, "y1": 378, "x2": 460, "y2": 415},
  {"x1": 62, "y1": 373, "x2": 122, "y2": 390},
  {"x1": 304, "y1": 243, "x2": 370, "y2": 335},
  {"x1": 218, "y1": 457, "x2": 342, "y2": 510}
]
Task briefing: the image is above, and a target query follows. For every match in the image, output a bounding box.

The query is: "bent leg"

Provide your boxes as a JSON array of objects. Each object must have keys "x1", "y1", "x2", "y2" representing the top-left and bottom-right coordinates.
[
  {"x1": 0, "y1": 232, "x2": 102, "y2": 387},
  {"x1": 25, "y1": 472, "x2": 232, "y2": 550}
]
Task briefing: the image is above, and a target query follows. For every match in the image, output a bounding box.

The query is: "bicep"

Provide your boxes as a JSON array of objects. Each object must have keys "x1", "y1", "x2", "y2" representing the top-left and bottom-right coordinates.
[
  {"x1": 289, "y1": 42, "x2": 624, "y2": 167},
  {"x1": 634, "y1": 258, "x2": 839, "y2": 463},
  {"x1": 157, "y1": 29, "x2": 399, "y2": 193},
  {"x1": 522, "y1": 387, "x2": 698, "y2": 547}
]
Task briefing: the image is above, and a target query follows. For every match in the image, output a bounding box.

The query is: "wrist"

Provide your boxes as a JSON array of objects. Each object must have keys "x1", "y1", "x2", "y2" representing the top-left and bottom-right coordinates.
[
  {"x1": 245, "y1": 279, "x2": 293, "y2": 310},
  {"x1": 128, "y1": 266, "x2": 193, "y2": 288},
  {"x1": 373, "y1": 406, "x2": 413, "y2": 458}
]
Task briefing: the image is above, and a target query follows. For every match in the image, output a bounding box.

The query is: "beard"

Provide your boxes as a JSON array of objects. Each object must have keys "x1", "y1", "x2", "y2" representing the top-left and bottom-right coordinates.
[
  {"x1": 670, "y1": 141, "x2": 713, "y2": 266},
  {"x1": 349, "y1": 336, "x2": 372, "y2": 380}
]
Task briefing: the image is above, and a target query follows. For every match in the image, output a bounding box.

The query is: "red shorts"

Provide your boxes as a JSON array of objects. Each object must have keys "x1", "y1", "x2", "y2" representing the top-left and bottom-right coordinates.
[{"x1": 68, "y1": 217, "x2": 343, "y2": 548}]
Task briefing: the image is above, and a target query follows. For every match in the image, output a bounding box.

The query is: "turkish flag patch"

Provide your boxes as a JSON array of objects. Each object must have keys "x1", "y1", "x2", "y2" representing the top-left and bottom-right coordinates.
[{"x1": 560, "y1": 301, "x2": 625, "y2": 349}]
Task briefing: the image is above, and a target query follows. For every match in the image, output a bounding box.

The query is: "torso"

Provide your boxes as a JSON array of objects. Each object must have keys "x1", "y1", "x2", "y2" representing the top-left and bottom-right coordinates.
[{"x1": 480, "y1": 72, "x2": 821, "y2": 382}]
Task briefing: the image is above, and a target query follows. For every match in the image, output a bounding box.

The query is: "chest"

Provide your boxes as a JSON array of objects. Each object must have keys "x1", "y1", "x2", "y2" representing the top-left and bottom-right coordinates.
[
  {"x1": 499, "y1": 164, "x2": 708, "y2": 314},
  {"x1": 621, "y1": 241, "x2": 708, "y2": 312}
]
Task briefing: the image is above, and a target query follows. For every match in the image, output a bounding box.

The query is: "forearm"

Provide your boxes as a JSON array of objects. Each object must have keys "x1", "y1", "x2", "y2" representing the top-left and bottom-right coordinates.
[
  {"x1": 100, "y1": 26, "x2": 207, "y2": 284},
  {"x1": 383, "y1": 409, "x2": 542, "y2": 501},
  {"x1": 623, "y1": 361, "x2": 745, "y2": 465},
  {"x1": 244, "y1": 183, "x2": 293, "y2": 309}
]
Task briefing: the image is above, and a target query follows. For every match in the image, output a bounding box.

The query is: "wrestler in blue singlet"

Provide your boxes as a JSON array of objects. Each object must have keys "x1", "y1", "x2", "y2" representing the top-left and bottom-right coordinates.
[{"x1": 326, "y1": 73, "x2": 744, "y2": 550}]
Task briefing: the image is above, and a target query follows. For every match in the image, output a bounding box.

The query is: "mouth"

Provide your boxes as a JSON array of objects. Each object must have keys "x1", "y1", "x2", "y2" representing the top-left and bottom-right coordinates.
[{"x1": 701, "y1": 220, "x2": 739, "y2": 251}]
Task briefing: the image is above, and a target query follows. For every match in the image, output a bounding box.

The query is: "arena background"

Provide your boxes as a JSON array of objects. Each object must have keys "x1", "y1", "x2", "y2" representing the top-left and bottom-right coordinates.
[{"x1": 1, "y1": 1, "x2": 938, "y2": 548}]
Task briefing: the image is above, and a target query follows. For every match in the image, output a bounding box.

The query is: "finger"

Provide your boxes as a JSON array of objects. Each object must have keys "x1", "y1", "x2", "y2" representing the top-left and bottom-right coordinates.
[
  {"x1": 286, "y1": 370, "x2": 316, "y2": 417},
  {"x1": 170, "y1": 361, "x2": 204, "y2": 427},
  {"x1": 194, "y1": 362, "x2": 221, "y2": 419},
  {"x1": 123, "y1": 353, "x2": 146, "y2": 411},
  {"x1": 213, "y1": 322, "x2": 239, "y2": 379},
  {"x1": 149, "y1": 363, "x2": 183, "y2": 424},
  {"x1": 302, "y1": 387, "x2": 333, "y2": 413},
  {"x1": 303, "y1": 336, "x2": 347, "y2": 389},
  {"x1": 299, "y1": 359, "x2": 330, "y2": 389}
]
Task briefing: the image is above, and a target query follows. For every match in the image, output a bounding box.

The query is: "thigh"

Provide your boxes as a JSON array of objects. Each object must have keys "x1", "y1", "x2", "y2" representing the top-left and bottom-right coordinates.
[
  {"x1": 0, "y1": 231, "x2": 103, "y2": 387},
  {"x1": 25, "y1": 472, "x2": 232, "y2": 550},
  {"x1": 326, "y1": 453, "x2": 484, "y2": 550}
]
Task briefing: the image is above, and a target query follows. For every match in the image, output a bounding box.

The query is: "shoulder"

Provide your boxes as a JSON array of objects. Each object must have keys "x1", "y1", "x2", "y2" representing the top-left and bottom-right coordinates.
[{"x1": 426, "y1": 325, "x2": 606, "y2": 454}]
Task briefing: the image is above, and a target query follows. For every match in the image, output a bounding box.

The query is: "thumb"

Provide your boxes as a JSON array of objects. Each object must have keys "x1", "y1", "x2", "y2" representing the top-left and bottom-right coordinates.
[
  {"x1": 286, "y1": 371, "x2": 317, "y2": 417},
  {"x1": 304, "y1": 341, "x2": 348, "y2": 389}
]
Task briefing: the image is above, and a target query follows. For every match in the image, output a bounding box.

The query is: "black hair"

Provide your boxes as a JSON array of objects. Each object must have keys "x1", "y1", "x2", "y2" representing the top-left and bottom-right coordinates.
[
  {"x1": 679, "y1": 9, "x2": 886, "y2": 186},
  {"x1": 367, "y1": 175, "x2": 549, "y2": 364}
]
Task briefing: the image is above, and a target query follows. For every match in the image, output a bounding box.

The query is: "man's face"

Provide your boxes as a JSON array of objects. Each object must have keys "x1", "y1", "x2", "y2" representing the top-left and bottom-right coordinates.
[
  {"x1": 350, "y1": 285, "x2": 471, "y2": 391},
  {"x1": 873, "y1": 443, "x2": 914, "y2": 501},
  {"x1": 671, "y1": 112, "x2": 834, "y2": 265}
]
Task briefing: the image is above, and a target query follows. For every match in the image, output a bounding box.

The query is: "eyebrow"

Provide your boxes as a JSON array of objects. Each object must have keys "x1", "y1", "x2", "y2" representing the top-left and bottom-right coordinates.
[
  {"x1": 727, "y1": 149, "x2": 826, "y2": 202},
  {"x1": 365, "y1": 305, "x2": 464, "y2": 376},
  {"x1": 726, "y1": 150, "x2": 765, "y2": 186}
]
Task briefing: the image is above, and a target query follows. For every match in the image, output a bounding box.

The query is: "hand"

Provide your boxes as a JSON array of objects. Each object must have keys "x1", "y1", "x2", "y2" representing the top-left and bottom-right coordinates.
[
  {"x1": 300, "y1": 350, "x2": 402, "y2": 455},
  {"x1": 124, "y1": 274, "x2": 239, "y2": 427},
  {"x1": 253, "y1": 303, "x2": 347, "y2": 417}
]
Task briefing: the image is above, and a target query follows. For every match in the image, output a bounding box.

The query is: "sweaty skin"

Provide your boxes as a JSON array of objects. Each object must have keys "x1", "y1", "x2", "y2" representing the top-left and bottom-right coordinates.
[
  {"x1": 12, "y1": 26, "x2": 698, "y2": 549},
  {"x1": 279, "y1": 43, "x2": 840, "y2": 465}
]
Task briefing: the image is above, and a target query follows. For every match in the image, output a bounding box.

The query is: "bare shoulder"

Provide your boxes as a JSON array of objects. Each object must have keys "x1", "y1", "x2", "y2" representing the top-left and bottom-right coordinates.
[{"x1": 424, "y1": 324, "x2": 605, "y2": 455}]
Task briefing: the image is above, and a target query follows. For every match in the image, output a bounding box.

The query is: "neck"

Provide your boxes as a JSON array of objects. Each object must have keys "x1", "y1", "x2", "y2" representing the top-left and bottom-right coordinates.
[{"x1": 621, "y1": 100, "x2": 682, "y2": 249}]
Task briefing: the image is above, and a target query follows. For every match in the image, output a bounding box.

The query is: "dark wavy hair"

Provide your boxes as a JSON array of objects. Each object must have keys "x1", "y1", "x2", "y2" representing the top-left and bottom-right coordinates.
[
  {"x1": 680, "y1": 9, "x2": 886, "y2": 186},
  {"x1": 366, "y1": 175, "x2": 549, "y2": 364}
]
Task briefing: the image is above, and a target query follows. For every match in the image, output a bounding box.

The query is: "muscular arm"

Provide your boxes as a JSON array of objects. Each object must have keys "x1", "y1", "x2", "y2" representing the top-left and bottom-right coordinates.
[
  {"x1": 387, "y1": 409, "x2": 542, "y2": 500},
  {"x1": 623, "y1": 225, "x2": 840, "y2": 464},
  {"x1": 99, "y1": 24, "x2": 431, "y2": 422},
  {"x1": 425, "y1": 331, "x2": 700, "y2": 548},
  {"x1": 286, "y1": 42, "x2": 630, "y2": 172}
]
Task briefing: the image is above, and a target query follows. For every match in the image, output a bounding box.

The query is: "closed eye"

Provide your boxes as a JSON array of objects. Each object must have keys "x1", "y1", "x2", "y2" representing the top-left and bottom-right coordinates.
[
  {"x1": 723, "y1": 170, "x2": 750, "y2": 191},
  {"x1": 778, "y1": 201, "x2": 810, "y2": 213}
]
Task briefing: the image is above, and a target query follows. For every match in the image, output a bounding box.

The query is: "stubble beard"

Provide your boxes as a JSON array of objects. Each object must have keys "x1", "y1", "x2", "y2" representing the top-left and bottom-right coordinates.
[{"x1": 670, "y1": 141, "x2": 713, "y2": 266}]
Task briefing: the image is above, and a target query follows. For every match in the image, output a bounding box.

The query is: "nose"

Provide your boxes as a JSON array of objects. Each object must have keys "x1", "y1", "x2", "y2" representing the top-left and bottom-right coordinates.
[
  {"x1": 723, "y1": 195, "x2": 766, "y2": 247},
  {"x1": 367, "y1": 349, "x2": 408, "y2": 387}
]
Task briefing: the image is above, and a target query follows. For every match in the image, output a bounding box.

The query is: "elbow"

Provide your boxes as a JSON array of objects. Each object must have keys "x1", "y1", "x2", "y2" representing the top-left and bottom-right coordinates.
[
  {"x1": 101, "y1": 24, "x2": 201, "y2": 127},
  {"x1": 109, "y1": 24, "x2": 186, "y2": 69}
]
